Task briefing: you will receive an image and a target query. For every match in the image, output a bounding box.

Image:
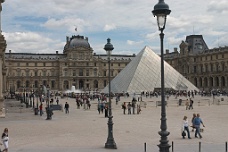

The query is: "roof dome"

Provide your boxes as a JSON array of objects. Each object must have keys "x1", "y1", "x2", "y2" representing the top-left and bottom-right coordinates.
[{"x1": 69, "y1": 35, "x2": 90, "y2": 48}]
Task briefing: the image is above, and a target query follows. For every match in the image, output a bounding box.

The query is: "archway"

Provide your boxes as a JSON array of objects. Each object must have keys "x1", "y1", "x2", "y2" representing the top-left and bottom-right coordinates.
[{"x1": 79, "y1": 80, "x2": 84, "y2": 90}]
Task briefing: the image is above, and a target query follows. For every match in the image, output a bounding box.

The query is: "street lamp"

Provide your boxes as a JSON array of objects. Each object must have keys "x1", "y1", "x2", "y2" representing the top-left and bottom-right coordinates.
[
  {"x1": 104, "y1": 38, "x2": 117, "y2": 149},
  {"x1": 152, "y1": 0, "x2": 171, "y2": 152},
  {"x1": 45, "y1": 85, "x2": 52, "y2": 120}
]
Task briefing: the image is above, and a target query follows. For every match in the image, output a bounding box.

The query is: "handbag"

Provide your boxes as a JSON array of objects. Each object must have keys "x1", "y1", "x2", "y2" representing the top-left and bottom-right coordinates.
[{"x1": 182, "y1": 131, "x2": 186, "y2": 137}]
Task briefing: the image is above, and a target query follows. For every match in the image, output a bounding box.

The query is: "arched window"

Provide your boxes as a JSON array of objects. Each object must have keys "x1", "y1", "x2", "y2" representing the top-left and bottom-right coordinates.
[
  {"x1": 35, "y1": 81, "x2": 38, "y2": 88},
  {"x1": 94, "y1": 80, "x2": 98, "y2": 89},
  {"x1": 221, "y1": 76, "x2": 225, "y2": 87},
  {"x1": 26, "y1": 80, "x2": 30, "y2": 88},
  {"x1": 204, "y1": 77, "x2": 208, "y2": 87},
  {"x1": 17, "y1": 81, "x2": 21, "y2": 90},
  {"x1": 209, "y1": 77, "x2": 213, "y2": 87},
  {"x1": 199, "y1": 77, "x2": 202, "y2": 87},
  {"x1": 194, "y1": 78, "x2": 198, "y2": 87},
  {"x1": 216, "y1": 77, "x2": 219, "y2": 87}
]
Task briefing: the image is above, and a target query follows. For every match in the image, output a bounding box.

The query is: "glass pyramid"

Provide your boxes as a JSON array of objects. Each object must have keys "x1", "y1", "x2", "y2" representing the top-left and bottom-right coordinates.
[{"x1": 102, "y1": 46, "x2": 199, "y2": 94}]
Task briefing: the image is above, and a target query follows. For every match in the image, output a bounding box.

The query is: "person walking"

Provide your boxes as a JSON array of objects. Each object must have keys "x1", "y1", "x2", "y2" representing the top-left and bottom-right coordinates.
[
  {"x1": 185, "y1": 99, "x2": 189, "y2": 110},
  {"x1": 122, "y1": 102, "x2": 126, "y2": 114},
  {"x1": 193, "y1": 113, "x2": 205, "y2": 138},
  {"x1": 127, "y1": 102, "x2": 131, "y2": 115},
  {"x1": 64, "y1": 102, "x2": 69, "y2": 114},
  {"x1": 189, "y1": 98, "x2": 194, "y2": 110},
  {"x1": 191, "y1": 113, "x2": 197, "y2": 132},
  {"x1": 182, "y1": 116, "x2": 191, "y2": 139},
  {"x1": 1, "y1": 128, "x2": 9, "y2": 152},
  {"x1": 39, "y1": 103, "x2": 43, "y2": 116}
]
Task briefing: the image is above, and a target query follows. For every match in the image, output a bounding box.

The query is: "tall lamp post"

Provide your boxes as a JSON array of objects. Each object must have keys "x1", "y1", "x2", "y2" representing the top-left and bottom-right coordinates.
[
  {"x1": 104, "y1": 38, "x2": 117, "y2": 149},
  {"x1": 152, "y1": 0, "x2": 171, "y2": 152}
]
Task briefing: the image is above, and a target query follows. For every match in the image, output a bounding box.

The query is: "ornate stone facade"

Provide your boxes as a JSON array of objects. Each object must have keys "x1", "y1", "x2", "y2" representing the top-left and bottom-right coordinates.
[
  {"x1": 164, "y1": 35, "x2": 228, "y2": 92},
  {"x1": 4, "y1": 35, "x2": 135, "y2": 94}
]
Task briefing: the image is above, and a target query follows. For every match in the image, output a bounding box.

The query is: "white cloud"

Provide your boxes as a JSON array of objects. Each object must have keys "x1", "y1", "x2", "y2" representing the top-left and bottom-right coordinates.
[
  {"x1": 207, "y1": 0, "x2": 228, "y2": 13},
  {"x1": 3, "y1": 32, "x2": 61, "y2": 53},
  {"x1": 103, "y1": 24, "x2": 116, "y2": 32},
  {"x1": 127, "y1": 40, "x2": 143, "y2": 46},
  {"x1": 1, "y1": 0, "x2": 228, "y2": 54}
]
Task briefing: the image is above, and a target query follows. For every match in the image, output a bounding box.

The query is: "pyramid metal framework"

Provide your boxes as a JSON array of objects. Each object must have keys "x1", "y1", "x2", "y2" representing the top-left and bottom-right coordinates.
[{"x1": 102, "y1": 46, "x2": 199, "y2": 94}]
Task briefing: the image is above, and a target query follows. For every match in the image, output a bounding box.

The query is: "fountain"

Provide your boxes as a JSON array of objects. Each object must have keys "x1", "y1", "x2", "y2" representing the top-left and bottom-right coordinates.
[{"x1": 64, "y1": 86, "x2": 82, "y2": 94}]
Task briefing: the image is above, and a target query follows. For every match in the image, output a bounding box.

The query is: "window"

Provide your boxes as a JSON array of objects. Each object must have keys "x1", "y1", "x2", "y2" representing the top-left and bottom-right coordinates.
[
  {"x1": 94, "y1": 69, "x2": 97, "y2": 76},
  {"x1": 73, "y1": 70, "x2": 76, "y2": 76},
  {"x1": 64, "y1": 69, "x2": 67, "y2": 76},
  {"x1": 111, "y1": 70, "x2": 114, "y2": 76},
  {"x1": 43, "y1": 63, "x2": 46, "y2": 66},
  {"x1": 205, "y1": 65, "x2": 208, "y2": 72},
  {"x1": 35, "y1": 71, "x2": 38, "y2": 76},
  {"x1": 26, "y1": 70, "x2": 29, "y2": 77},
  {"x1": 26, "y1": 63, "x2": 29, "y2": 66},
  {"x1": 87, "y1": 62, "x2": 89, "y2": 66},
  {"x1": 118, "y1": 63, "x2": 120, "y2": 66},
  {"x1": 17, "y1": 63, "x2": 20, "y2": 66},
  {"x1": 51, "y1": 80, "x2": 55, "y2": 88},
  {"x1": 17, "y1": 71, "x2": 20, "y2": 76},
  {"x1": 104, "y1": 63, "x2": 106, "y2": 66},
  {"x1": 111, "y1": 63, "x2": 113, "y2": 66},
  {"x1": 104, "y1": 70, "x2": 106, "y2": 76},
  {"x1": 35, "y1": 81, "x2": 38, "y2": 88},
  {"x1": 194, "y1": 66, "x2": 197, "y2": 73},
  {"x1": 201, "y1": 65, "x2": 203, "y2": 72},
  {"x1": 210, "y1": 64, "x2": 213, "y2": 72},
  {"x1": 94, "y1": 62, "x2": 97, "y2": 66},
  {"x1": 43, "y1": 71, "x2": 46, "y2": 77},
  {"x1": 79, "y1": 69, "x2": 83, "y2": 76}
]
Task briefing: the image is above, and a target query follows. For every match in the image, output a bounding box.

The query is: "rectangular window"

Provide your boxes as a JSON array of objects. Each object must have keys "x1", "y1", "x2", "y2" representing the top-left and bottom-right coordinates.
[
  {"x1": 104, "y1": 71, "x2": 106, "y2": 76},
  {"x1": 79, "y1": 69, "x2": 83, "y2": 76},
  {"x1": 194, "y1": 66, "x2": 197, "y2": 73},
  {"x1": 73, "y1": 70, "x2": 76, "y2": 76}
]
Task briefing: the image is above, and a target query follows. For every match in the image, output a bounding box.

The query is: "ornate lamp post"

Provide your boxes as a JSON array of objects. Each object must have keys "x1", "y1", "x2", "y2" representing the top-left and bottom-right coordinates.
[
  {"x1": 152, "y1": 0, "x2": 171, "y2": 152},
  {"x1": 104, "y1": 38, "x2": 117, "y2": 149},
  {"x1": 45, "y1": 85, "x2": 52, "y2": 120}
]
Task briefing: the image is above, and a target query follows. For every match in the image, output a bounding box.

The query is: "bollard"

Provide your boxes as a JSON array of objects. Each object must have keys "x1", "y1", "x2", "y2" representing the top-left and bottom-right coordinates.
[
  {"x1": 172, "y1": 141, "x2": 174, "y2": 152},
  {"x1": 226, "y1": 142, "x2": 227, "y2": 152},
  {"x1": 144, "y1": 142, "x2": 146, "y2": 152},
  {"x1": 199, "y1": 142, "x2": 201, "y2": 152}
]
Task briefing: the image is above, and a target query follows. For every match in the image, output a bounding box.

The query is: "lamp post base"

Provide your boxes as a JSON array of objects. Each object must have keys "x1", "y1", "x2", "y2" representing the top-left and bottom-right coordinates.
[{"x1": 105, "y1": 141, "x2": 117, "y2": 149}]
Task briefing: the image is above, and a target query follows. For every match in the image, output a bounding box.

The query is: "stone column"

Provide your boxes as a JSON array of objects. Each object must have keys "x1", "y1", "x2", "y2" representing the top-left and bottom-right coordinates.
[{"x1": 0, "y1": 0, "x2": 7, "y2": 117}]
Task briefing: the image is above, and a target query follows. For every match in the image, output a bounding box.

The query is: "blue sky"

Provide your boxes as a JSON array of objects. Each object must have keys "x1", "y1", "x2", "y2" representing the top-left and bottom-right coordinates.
[{"x1": 1, "y1": 0, "x2": 228, "y2": 55}]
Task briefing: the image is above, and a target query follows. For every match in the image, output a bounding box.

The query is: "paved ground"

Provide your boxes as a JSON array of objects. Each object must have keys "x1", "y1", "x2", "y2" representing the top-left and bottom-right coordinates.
[{"x1": 0, "y1": 95, "x2": 228, "y2": 152}]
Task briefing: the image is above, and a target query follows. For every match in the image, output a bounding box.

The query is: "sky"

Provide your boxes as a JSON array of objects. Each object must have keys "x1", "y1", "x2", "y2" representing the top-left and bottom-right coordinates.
[{"x1": 1, "y1": 0, "x2": 228, "y2": 55}]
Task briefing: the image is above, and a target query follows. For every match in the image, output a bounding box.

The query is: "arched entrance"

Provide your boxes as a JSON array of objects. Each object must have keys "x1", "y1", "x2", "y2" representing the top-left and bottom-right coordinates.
[{"x1": 79, "y1": 80, "x2": 84, "y2": 90}]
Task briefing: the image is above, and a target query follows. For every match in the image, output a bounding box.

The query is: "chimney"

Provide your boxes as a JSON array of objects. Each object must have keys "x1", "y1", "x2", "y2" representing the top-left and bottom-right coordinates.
[
  {"x1": 174, "y1": 47, "x2": 178, "y2": 52},
  {"x1": 165, "y1": 49, "x2": 169, "y2": 54},
  {"x1": 56, "y1": 51, "x2": 58, "y2": 54},
  {"x1": 66, "y1": 36, "x2": 69, "y2": 43},
  {"x1": 9, "y1": 50, "x2": 11, "y2": 53}
]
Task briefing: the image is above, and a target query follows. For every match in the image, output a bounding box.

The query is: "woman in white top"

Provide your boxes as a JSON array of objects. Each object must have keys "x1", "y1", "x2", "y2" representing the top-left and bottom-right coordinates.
[
  {"x1": 182, "y1": 116, "x2": 191, "y2": 139},
  {"x1": 1, "y1": 128, "x2": 9, "y2": 152}
]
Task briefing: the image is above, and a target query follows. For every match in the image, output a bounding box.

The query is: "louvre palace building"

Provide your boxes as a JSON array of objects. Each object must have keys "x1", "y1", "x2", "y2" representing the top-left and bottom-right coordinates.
[
  {"x1": 4, "y1": 35, "x2": 135, "y2": 94},
  {"x1": 164, "y1": 35, "x2": 228, "y2": 93},
  {"x1": 3, "y1": 34, "x2": 228, "y2": 94}
]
